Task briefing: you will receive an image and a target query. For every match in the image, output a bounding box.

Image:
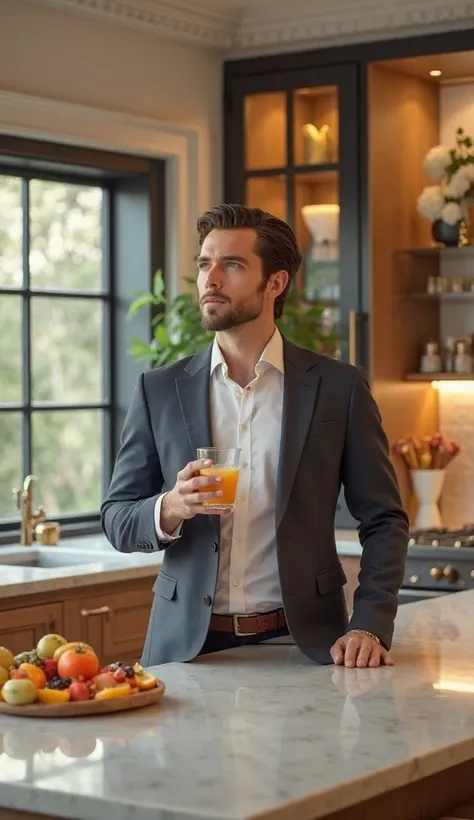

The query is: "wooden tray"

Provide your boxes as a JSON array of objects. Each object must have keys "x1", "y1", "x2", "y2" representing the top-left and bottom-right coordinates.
[{"x1": 0, "y1": 681, "x2": 165, "y2": 718}]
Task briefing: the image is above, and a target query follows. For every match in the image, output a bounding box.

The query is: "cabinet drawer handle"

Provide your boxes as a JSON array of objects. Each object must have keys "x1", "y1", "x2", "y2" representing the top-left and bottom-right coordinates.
[{"x1": 80, "y1": 606, "x2": 110, "y2": 618}]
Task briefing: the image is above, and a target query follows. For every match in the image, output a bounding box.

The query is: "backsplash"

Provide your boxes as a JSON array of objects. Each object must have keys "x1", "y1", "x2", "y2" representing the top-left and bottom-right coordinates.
[{"x1": 439, "y1": 391, "x2": 474, "y2": 527}]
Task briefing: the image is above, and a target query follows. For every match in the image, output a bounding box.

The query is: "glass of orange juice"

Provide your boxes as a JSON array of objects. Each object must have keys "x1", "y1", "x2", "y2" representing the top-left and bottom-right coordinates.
[{"x1": 196, "y1": 448, "x2": 241, "y2": 511}]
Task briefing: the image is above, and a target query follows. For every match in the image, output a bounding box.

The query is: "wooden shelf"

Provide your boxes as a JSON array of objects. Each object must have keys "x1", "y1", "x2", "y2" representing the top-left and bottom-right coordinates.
[
  {"x1": 406, "y1": 292, "x2": 474, "y2": 301},
  {"x1": 406, "y1": 373, "x2": 474, "y2": 381}
]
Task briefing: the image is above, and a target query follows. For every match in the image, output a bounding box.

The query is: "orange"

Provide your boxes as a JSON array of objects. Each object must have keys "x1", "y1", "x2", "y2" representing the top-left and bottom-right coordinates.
[
  {"x1": 37, "y1": 688, "x2": 71, "y2": 705},
  {"x1": 95, "y1": 682, "x2": 131, "y2": 700},
  {"x1": 133, "y1": 664, "x2": 157, "y2": 691},
  {"x1": 19, "y1": 663, "x2": 47, "y2": 689}
]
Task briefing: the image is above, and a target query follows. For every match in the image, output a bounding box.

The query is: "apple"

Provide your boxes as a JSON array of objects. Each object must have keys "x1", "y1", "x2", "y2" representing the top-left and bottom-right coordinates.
[
  {"x1": 2, "y1": 678, "x2": 37, "y2": 706},
  {"x1": 36, "y1": 634, "x2": 68, "y2": 660}
]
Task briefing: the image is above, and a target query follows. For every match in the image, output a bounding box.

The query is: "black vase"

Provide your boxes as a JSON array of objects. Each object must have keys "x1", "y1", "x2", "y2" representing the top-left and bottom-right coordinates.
[{"x1": 431, "y1": 219, "x2": 460, "y2": 247}]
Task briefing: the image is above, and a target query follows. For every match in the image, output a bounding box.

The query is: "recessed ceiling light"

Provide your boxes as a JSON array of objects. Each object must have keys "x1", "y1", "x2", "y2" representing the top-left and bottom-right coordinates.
[{"x1": 430, "y1": 69, "x2": 442, "y2": 77}]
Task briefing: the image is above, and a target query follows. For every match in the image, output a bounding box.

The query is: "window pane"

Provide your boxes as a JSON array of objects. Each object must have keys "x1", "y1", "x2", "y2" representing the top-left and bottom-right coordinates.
[
  {"x1": 29, "y1": 180, "x2": 103, "y2": 291},
  {"x1": 32, "y1": 410, "x2": 103, "y2": 515},
  {"x1": 0, "y1": 175, "x2": 23, "y2": 288},
  {"x1": 0, "y1": 294, "x2": 23, "y2": 402},
  {"x1": 0, "y1": 412, "x2": 22, "y2": 519},
  {"x1": 31, "y1": 298, "x2": 103, "y2": 403}
]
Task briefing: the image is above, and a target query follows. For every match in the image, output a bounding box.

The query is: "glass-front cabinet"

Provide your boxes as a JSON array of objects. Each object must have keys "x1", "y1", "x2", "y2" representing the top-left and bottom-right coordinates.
[
  {"x1": 225, "y1": 65, "x2": 361, "y2": 526},
  {"x1": 226, "y1": 65, "x2": 361, "y2": 368}
]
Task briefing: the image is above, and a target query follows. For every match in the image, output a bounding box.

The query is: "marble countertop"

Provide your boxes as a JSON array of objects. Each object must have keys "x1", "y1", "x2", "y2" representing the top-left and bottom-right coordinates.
[
  {"x1": 0, "y1": 536, "x2": 162, "y2": 599},
  {"x1": 1, "y1": 591, "x2": 474, "y2": 820},
  {"x1": 334, "y1": 528, "x2": 361, "y2": 556}
]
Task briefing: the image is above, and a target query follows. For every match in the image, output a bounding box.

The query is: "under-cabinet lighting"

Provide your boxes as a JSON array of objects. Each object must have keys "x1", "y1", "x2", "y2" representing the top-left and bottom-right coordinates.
[
  {"x1": 431, "y1": 381, "x2": 474, "y2": 394},
  {"x1": 430, "y1": 69, "x2": 442, "y2": 77},
  {"x1": 433, "y1": 681, "x2": 474, "y2": 694}
]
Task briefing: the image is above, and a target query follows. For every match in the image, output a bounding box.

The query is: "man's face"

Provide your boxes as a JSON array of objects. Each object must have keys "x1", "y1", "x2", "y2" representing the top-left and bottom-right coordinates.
[{"x1": 196, "y1": 228, "x2": 283, "y2": 332}]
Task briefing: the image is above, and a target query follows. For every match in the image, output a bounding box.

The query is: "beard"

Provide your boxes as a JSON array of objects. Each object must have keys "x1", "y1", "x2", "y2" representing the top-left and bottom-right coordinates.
[{"x1": 200, "y1": 289, "x2": 265, "y2": 332}]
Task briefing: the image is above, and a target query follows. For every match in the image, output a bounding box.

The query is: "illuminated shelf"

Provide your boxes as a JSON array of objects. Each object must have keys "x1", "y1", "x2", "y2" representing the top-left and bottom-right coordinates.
[{"x1": 405, "y1": 373, "x2": 474, "y2": 381}]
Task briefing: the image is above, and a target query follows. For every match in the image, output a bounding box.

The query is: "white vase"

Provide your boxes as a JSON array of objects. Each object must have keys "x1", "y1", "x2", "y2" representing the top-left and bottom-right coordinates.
[{"x1": 411, "y1": 469, "x2": 445, "y2": 530}]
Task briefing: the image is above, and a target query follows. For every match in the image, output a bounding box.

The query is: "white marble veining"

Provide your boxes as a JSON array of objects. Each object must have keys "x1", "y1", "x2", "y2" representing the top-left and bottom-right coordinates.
[
  {"x1": 0, "y1": 536, "x2": 162, "y2": 599},
  {"x1": 2, "y1": 592, "x2": 474, "y2": 820}
]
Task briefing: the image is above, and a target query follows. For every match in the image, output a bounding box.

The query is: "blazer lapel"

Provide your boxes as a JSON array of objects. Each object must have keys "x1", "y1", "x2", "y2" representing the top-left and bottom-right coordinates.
[
  {"x1": 175, "y1": 344, "x2": 219, "y2": 539},
  {"x1": 276, "y1": 341, "x2": 321, "y2": 530},
  {"x1": 175, "y1": 345, "x2": 213, "y2": 458}
]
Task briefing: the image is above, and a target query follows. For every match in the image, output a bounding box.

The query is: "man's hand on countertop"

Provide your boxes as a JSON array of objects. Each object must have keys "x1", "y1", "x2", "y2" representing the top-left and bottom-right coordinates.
[{"x1": 330, "y1": 630, "x2": 394, "y2": 668}]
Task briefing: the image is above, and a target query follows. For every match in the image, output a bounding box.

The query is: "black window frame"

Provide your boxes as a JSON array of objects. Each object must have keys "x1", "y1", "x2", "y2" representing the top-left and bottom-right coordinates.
[{"x1": 0, "y1": 136, "x2": 165, "y2": 544}]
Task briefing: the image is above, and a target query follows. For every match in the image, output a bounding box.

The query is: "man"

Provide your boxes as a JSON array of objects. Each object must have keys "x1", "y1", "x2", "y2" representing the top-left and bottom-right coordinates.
[{"x1": 101, "y1": 204, "x2": 408, "y2": 669}]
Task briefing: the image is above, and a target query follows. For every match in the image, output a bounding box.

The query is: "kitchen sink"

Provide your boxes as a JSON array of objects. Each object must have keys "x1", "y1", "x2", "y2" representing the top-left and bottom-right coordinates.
[{"x1": 0, "y1": 548, "x2": 118, "y2": 570}]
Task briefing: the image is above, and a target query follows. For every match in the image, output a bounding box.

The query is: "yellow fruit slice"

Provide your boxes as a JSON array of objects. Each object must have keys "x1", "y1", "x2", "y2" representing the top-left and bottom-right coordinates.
[
  {"x1": 53, "y1": 641, "x2": 95, "y2": 661},
  {"x1": 37, "y1": 688, "x2": 71, "y2": 705},
  {"x1": 0, "y1": 647, "x2": 15, "y2": 671},
  {"x1": 133, "y1": 662, "x2": 157, "y2": 691},
  {"x1": 95, "y1": 682, "x2": 131, "y2": 700}
]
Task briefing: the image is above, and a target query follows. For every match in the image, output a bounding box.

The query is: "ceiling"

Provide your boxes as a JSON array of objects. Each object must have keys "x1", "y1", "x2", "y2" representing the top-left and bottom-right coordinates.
[{"x1": 27, "y1": 0, "x2": 474, "y2": 56}]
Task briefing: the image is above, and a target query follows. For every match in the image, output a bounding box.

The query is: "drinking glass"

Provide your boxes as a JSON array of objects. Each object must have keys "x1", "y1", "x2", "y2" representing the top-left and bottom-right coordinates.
[{"x1": 196, "y1": 448, "x2": 241, "y2": 511}]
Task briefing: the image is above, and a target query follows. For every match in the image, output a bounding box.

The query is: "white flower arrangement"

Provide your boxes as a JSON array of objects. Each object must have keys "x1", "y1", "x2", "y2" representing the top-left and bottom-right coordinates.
[{"x1": 417, "y1": 128, "x2": 474, "y2": 225}]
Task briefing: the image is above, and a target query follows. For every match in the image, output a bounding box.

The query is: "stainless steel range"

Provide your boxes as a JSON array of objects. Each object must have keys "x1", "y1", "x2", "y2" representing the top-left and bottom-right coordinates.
[{"x1": 400, "y1": 525, "x2": 474, "y2": 604}]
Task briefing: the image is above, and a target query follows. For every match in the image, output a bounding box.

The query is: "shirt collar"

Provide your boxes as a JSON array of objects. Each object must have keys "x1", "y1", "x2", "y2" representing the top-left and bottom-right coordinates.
[{"x1": 210, "y1": 328, "x2": 284, "y2": 377}]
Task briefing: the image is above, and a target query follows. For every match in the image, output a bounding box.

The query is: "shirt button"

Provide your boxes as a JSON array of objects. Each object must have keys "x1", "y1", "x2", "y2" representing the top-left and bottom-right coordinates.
[
  {"x1": 242, "y1": 461, "x2": 248, "y2": 469},
  {"x1": 242, "y1": 423, "x2": 248, "y2": 431},
  {"x1": 233, "y1": 580, "x2": 240, "y2": 587},
  {"x1": 239, "y1": 495, "x2": 247, "y2": 503},
  {"x1": 203, "y1": 596, "x2": 212, "y2": 607},
  {"x1": 211, "y1": 542, "x2": 218, "y2": 552}
]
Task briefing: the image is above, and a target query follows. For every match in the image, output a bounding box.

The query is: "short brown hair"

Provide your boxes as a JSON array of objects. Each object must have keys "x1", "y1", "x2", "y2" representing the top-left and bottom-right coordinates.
[{"x1": 196, "y1": 204, "x2": 302, "y2": 319}]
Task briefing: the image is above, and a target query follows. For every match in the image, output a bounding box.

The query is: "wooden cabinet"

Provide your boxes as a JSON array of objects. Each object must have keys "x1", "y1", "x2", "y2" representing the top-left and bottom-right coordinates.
[
  {"x1": 0, "y1": 577, "x2": 154, "y2": 665},
  {"x1": 0, "y1": 603, "x2": 63, "y2": 657},
  {"x1": 64, "y1": 586, "x2": 154, "y2": 665}
]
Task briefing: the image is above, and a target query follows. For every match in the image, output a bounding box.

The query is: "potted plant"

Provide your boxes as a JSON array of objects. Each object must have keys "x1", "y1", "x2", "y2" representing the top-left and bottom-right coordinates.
[
  {"x1": 417, "y1": 128, "x2": 474, "y2": 246},
  {"x1": 128, "y1": 271, "x2": 339, "y2": 368}
]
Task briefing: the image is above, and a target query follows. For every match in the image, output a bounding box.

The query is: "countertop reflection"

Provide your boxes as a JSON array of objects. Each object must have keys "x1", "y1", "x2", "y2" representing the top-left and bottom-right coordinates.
[{"x1": 2, "y1": 592, "x2": 474, "y2": 820}]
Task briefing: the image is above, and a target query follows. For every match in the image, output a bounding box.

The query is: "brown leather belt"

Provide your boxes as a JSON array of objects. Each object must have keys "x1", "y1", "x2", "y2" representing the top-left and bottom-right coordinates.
[{"x1": 210, "y1": 608, "x2": 286, "y2": 637}]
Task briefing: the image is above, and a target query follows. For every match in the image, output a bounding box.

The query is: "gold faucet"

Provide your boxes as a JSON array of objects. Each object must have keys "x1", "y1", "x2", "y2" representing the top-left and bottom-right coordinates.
[{"x1": 12, "y1": 475, "x2": 46, "y2": 546}]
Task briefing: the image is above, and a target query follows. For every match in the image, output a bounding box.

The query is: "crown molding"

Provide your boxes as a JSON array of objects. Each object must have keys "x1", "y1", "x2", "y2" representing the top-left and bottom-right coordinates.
[
  {"x1": 27, "y1": 0, "x2": 241, "y2": 48},
  {"x1": 24, "y1": 0, "x2": 474, "y2": 53},
  {"x1": 235, "y1": 0, "x2": 474, "y2": 53}
]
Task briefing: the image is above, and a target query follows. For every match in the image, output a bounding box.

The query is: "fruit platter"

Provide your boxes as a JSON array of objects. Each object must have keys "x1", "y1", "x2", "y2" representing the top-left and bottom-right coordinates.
[{"x1": 0, "y1": 634, "x2": 164, "y2": 717}]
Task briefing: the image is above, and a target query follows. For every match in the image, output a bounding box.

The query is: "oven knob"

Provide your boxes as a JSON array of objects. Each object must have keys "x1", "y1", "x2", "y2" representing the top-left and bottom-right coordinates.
[
  {"x1": 430, "y1": 566, "x2": 444, "y2": 581},
  {"x1": 443, "y1": 565, "x2": 458, "y2": 582},
  {"x1": 408, "y1": 538, "x2": 416, "y2": 547},
  {"x1": 409, "y1": 574, "x2": 419, "y2": 584}
]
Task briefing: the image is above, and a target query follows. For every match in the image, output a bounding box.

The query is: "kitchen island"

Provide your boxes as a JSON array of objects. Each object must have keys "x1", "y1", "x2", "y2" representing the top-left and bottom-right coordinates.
[{"x1": 2, "y1": 592, "x2": 474, "y2": 820}]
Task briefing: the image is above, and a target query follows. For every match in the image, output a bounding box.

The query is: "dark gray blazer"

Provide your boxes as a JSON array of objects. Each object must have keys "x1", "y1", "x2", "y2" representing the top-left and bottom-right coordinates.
[{"x1": 101, "y1": 339, "x2": 408, "y2": 665}]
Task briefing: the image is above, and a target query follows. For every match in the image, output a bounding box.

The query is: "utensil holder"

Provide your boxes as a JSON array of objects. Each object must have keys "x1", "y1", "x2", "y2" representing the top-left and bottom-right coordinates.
[{"x1": 411, "y1": 469, "x2": 445, "y2": 529}]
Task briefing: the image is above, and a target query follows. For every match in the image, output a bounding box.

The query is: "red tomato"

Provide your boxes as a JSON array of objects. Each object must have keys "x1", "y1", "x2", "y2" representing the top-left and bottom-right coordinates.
[
  {"x1": 57, "y1": 648, "x2": 99, "y2": 681},
  {"x1": 69, "y1": 681, "x2": 91, "y2": 701}
]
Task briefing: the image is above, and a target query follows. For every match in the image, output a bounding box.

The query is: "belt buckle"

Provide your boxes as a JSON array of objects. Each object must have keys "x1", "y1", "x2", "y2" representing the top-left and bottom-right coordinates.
[{"x1": 233, "y1": 614, "x2": 258, "y2": 637}]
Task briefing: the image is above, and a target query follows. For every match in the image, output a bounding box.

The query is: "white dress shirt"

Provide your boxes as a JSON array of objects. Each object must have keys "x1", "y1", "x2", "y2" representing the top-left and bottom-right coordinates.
[{"x1": 154, "y1": 329, "x2": 284, "y2": 615}]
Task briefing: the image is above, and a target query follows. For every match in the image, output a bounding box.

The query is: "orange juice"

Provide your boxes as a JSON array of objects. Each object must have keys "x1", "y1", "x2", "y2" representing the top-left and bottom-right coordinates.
[{"x1": 199, "y1": 466, "x2": 240, "y2": 509}]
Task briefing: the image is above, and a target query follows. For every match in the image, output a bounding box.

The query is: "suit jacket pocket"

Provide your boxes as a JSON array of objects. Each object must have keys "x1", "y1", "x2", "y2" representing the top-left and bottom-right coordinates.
[
  {"x1": 153, "y1": 571, "x2": 178, "y2": 600},
  {"x1": 316, "y1": 562, "x2": 347, "y2": 595},
  {"x1": 307, "y1": 420, "x2": 338, "y2": 440}
]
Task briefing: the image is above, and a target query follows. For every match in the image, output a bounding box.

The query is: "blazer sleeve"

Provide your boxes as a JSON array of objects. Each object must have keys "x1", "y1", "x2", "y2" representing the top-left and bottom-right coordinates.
[
  {"x1": 101, "y1": 373, "x2": 166, "y2": 553},
  {"x1": 341, "y1": 367, "x2": 409, "y2": 649}
]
